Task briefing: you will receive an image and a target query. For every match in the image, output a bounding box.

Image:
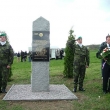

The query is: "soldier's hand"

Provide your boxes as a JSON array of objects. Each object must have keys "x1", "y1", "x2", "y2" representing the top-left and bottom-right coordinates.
[
  {"x1": 104, "y1": 58, "x2": 107, "y2": 62},
  {"x1": 96, "y1": 52, "x2": 99, "y2": 58},
  {"x1": 86, "y1": 65, "x2": 89, "y2": 68},
  {"x1": 7, "y1": 65, "x2": 11, "y2": 68}
]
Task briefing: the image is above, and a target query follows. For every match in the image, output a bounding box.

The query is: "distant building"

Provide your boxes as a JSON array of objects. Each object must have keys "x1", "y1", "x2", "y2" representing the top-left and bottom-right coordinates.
[{"x1": 28, "y1": 47, "x2": 32, "y2": 52}]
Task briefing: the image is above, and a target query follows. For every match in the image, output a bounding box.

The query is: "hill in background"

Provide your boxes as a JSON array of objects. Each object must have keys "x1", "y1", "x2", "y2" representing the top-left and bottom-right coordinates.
[{"x1": 86, "y1": 44, "x2": 100, "y2": 50}]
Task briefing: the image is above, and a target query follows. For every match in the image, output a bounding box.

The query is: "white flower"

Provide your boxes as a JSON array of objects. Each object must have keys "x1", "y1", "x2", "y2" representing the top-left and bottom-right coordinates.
[
  {"x1": 100, "y1": 53, "x2": 102, "y2": 56},
  {"x1": 103, "y1": 51, "x2": 105, "y2": 53}
]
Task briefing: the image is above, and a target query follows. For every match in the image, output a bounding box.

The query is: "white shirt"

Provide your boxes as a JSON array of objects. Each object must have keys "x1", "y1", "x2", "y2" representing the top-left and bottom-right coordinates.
[
  {"x1": 0, "y1": 41, "x2": 6, "y2": 45},
  {"x1": 78, "y1": 43, "x2": 82, "y2": 48},
  {"x1": 107, "y1": 43, "x2": 110, "y2": 48}
]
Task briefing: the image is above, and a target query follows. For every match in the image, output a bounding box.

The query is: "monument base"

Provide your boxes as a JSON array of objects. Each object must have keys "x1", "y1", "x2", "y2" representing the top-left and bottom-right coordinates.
[
  {"x1": 31, "y1": 62, "x2": 49, "y2": 92},
  {"x1": 3, "y1": 84, "x2": 78, "y2": 100}
]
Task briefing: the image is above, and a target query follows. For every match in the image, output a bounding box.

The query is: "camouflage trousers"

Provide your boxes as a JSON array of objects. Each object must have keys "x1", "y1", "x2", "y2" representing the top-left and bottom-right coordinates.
[
  {"x1": 73, "y1": 65, "x2": 86, "y2": 89},
  {"x1": 0, "y1": 65, "x2": 9, "y2": 90}
]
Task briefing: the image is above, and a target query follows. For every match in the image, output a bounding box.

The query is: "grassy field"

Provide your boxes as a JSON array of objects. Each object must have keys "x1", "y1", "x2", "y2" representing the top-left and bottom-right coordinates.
[{"x1": 0, "y1": 50, "x2": 110, "y2": 110}]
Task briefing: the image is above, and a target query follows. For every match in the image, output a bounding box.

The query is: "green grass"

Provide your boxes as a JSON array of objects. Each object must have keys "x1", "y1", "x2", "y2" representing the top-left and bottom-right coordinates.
[{"x1": 0, "y1": 50, "x2": 110, "y2": 110}]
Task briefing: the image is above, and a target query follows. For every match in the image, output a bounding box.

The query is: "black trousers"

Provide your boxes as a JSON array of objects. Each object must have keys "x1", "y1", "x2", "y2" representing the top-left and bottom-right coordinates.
[{"x1": 102, "y1": 63, "x2": 110, "y2": 91}]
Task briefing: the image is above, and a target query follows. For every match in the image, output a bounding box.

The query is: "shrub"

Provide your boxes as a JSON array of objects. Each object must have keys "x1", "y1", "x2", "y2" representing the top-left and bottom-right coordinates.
[{"x1": 63, "y1": 29, "x2": 76, "y2": 78}]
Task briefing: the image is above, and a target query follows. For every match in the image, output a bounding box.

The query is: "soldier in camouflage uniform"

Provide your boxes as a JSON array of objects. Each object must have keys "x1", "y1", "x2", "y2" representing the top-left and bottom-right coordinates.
[
  {"x1": 0, "y1": 32, "x2": 14, "y2": 93},
  {"x1": 73, "y1": 36, "x2": 89, "y2": 92}
]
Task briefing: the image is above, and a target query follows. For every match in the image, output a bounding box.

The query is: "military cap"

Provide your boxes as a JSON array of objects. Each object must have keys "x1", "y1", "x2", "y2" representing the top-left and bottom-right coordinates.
[
  {"x1": 77, "y1": 36, "x2": 82, "y2": 40},
  {"x1": 0, "y1": 32, "x2": 7, "y2": 37}
]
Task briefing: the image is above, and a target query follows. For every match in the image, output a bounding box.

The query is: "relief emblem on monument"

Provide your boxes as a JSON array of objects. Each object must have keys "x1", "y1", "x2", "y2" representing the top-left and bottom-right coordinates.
[
  {"x1": 39, "y1": 33, "x2": 43, "y2": 37},
  {"x1": 34, "y1": 32, "x2": 43, "y2": 37},
  {"x1": 36, "y1": 48, "x2": 47, "y2": 56}
]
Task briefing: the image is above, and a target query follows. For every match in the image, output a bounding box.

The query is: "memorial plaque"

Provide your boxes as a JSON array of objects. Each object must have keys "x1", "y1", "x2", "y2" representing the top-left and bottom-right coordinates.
[{"x1": 32, "y1": 31, "x2": 50, "y2": 61}]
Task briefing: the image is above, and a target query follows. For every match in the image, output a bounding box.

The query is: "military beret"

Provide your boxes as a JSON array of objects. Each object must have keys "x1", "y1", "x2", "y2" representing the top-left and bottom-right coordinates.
[
  {"x1": 0, "y1": 32, "x2": 7, "y2": 37},
  {"x1": 77, "y1": 36, "x2": 82, "y2": 40}
]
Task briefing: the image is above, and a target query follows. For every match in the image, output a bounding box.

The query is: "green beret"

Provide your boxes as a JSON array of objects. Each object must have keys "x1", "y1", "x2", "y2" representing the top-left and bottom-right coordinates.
[
  {"x1": 0, "y1": 32, "x2": 7, "y2": 37},
  {"x1": 77, "y1": 36, "x2": 82, "y2": 40}
]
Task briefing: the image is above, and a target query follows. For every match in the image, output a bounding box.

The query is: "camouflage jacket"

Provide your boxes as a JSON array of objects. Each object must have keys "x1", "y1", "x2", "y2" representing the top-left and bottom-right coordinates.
[
  {"x1": 0, "y1": 42, "x2": 14, "y2": 66},
  {"x1": 73, "y1": 44, "x2": 90, "y2": 66}
]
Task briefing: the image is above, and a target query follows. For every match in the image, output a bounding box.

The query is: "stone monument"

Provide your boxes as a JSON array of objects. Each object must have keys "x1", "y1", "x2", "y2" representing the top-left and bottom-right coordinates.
[{"x1": 31, "y1": 16, "x2": 50, "y2": 92}]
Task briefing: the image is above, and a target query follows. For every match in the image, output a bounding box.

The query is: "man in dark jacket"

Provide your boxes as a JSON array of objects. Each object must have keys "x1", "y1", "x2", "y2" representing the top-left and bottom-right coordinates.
[
  {"x1": 21, "y1": 50, "x2": 24, "y2": 62},
  {"x1": 96, "y1": 41, "x2": 107, "y2": 77},
  {"x1": 97, "y1": 34, "x2": 110, "y2": 94}
]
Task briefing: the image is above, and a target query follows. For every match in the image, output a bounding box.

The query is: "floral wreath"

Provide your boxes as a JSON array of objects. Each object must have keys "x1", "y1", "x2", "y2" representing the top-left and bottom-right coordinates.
[{"x1": 100, "y1": 47, "x2": 110, "y2": 67}]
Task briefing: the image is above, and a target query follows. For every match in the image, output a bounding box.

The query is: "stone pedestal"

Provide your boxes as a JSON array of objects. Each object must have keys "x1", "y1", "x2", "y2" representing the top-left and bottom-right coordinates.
[{"x1": 31, "y1": 62, "x2": 49, "y2": 92}]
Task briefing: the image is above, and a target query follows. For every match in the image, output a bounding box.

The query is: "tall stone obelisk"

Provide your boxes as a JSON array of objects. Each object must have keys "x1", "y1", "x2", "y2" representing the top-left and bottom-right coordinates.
[{"x1": 31, "y1": 17, "x2": 50, "y2": 92}]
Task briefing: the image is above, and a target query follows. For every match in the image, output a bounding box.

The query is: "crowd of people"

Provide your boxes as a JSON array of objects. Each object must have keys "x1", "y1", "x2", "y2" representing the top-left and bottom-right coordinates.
[
  {"x1": 16, "y1": 51, "x2": 32, "y2": 62},
  {"x1": 55, "y1": 49, "x2": 64, "y2": 60}
]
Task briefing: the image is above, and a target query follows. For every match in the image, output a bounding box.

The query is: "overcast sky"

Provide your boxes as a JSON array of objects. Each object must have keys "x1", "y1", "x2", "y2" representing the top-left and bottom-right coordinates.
[{"x1": 0, "y1": 0, "x2": 110, "y2": 52}]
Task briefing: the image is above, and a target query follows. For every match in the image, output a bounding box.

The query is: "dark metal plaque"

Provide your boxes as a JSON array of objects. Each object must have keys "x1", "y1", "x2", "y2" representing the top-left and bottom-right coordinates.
[{"x1": 32, "y1": 31, "x2": 50, "y2": 61}]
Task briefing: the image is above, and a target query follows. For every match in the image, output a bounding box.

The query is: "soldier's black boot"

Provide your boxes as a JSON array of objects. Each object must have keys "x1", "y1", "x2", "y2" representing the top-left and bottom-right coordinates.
[
  {"x1": 103, "y1": 90, "x2": 108, "y2": 94},
  {"x1": 2, "y1": 88, "x2": 7, "y2": 93},
  {"x1": 0, "y1": 89, "x2": 2, "y2": 93},
  {"x1": 108, "y1": 87, "x2": 110, "y2": 93},
  {"x1": 73, "y1": 88, "x2": 77, "y2": 92},
  {"x1": 79, "y1": 87, "x2": 85, "y2": 91},
  {"x1": 73, "y1": 86, "x2": 77, "y2": 92}
]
